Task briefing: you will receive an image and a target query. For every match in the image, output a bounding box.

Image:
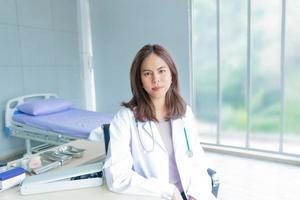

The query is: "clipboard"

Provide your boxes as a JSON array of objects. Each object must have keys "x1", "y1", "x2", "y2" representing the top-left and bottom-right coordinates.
[{"x1": 20, "y1": 162, "x2": 103, "y2": 195}]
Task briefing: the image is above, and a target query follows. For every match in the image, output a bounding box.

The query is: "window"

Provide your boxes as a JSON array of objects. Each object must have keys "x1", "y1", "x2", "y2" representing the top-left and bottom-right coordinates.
[
  {"x1": 192, "y1": 0, "x2": 218, "y2": 144},
  {"x1": 192, "y1": 0, "x2": 300, "y2": 156},
  {"x1": 285, "y1": 0, "x2": 300, "y2": 154}
]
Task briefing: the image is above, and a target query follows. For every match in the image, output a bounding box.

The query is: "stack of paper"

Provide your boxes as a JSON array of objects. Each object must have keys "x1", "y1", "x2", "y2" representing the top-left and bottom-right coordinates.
[{"x1": 0, "y1": 167, "x2": 26, "y2": 190}]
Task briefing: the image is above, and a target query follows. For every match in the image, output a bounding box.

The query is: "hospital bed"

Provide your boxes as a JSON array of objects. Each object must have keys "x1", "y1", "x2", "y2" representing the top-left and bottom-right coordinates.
[{"x1": 5, "y1": 93, "x2": 113, "y2": 155}]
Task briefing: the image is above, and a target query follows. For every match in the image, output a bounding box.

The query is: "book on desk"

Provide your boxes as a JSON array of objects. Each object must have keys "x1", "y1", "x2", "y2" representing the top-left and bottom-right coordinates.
[{"x1": 0, "y1": 167, "x2": 26, "y2": 191}]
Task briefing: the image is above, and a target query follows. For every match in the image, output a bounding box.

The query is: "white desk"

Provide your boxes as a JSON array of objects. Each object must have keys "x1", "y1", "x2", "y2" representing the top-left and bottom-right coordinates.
[{"x1": 0, "y1": 140, "x2": 161, "y2": 200}]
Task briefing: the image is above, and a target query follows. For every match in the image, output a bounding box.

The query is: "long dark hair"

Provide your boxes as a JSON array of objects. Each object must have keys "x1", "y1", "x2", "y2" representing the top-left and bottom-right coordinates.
[{"x1": 122, "y1": 44, "x2": 186, "y2": 122}]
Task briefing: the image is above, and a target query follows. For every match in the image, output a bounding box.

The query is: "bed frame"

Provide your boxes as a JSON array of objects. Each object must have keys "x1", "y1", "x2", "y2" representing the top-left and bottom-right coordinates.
[{"x1": 5, "y1": 93, "x2": 77, "y2": 155}]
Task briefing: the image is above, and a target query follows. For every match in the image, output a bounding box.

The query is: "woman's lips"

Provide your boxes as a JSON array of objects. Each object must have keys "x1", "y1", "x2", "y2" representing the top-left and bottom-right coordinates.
[{"x1": 152, "y1": 86, "x2": 162, "y2": 91}]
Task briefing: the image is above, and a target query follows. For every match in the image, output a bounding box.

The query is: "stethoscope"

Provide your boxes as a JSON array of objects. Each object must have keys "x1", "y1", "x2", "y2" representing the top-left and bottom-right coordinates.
[{"x1": 135, "y1": 119, "x2": 193, "y2": 157}]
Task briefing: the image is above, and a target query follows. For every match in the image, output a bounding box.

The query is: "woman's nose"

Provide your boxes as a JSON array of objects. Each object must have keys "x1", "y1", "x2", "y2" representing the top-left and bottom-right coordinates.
[{"x1": 152, "y1": 74, "x2": 160, "y2": 83}]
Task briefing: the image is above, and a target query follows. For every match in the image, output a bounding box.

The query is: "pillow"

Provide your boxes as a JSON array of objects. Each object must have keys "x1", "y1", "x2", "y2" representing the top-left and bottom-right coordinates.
[{"x1": 17, "y1": 98, "x2": 73, "y2": 116}]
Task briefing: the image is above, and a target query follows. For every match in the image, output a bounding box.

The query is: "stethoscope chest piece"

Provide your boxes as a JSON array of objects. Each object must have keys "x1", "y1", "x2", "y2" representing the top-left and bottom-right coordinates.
[
  {"x1": 186, "y1": 150, "x2": 193, "y2": 157},
  {"x1": 183, "y1": 126, "x2": 193, "y2": 158}
]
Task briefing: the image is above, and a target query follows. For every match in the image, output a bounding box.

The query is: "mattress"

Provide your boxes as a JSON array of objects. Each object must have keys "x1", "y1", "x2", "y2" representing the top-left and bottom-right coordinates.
[{"x1": 12, "y1": 108, "x2": 113, "y2": 139}]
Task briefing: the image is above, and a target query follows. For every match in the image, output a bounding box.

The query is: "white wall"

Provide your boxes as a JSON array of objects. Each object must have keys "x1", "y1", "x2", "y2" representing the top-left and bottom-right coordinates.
[
  {"x1": 90, "y1": 0, "x2": 191, "y2": 113},
  {"x1": 0, "y1": 0, "x2": 192, "y2": 159},
  {"x1": 0, "y1": 0, "x2": 84, "y2": 159}
]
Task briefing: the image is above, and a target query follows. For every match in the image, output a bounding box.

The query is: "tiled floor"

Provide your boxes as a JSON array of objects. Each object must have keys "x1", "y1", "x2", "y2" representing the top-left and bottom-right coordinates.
[{"x1": 206, "y1": 152, "x2": 300, "y2": 200}]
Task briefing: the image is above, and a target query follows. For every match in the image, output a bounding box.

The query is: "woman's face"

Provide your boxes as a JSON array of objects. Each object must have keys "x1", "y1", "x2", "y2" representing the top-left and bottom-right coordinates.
[{"x1": 140, "y1": 53, "x2": 172, "y2": 101}]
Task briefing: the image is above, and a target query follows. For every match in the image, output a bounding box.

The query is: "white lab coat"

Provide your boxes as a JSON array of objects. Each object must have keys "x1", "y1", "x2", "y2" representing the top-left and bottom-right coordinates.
[{"x1": 104, "y1": 106, "x2": 217, "y2": 200}]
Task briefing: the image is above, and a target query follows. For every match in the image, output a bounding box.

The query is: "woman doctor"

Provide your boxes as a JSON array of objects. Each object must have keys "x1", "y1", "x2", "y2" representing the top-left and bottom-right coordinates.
[{"x1": 104, "y1": 44, "x2": 217, "y2": 200}]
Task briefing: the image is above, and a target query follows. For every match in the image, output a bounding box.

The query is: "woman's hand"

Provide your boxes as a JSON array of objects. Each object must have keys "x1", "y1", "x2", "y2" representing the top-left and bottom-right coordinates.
[{"x1": 171, "y1": 187, "x2": 183, "y2": 200}]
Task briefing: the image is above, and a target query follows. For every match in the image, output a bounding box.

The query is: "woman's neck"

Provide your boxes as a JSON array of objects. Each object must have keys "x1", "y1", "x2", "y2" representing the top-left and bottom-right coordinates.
[{"x1": 152, "y1": 98, "x2": 167, "y2": 121}]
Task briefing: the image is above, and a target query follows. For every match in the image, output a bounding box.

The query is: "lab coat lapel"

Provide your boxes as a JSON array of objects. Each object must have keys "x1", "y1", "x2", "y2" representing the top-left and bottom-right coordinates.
[
  {"x1": 142, "y1": 121, "x2": 167, "y2": 152},
  {"x1": 171, "y1": 118, "x2": 185, "y2": 154},
  {"x1": 172, "y1": 118, "x2": 190, "y2": 193}
]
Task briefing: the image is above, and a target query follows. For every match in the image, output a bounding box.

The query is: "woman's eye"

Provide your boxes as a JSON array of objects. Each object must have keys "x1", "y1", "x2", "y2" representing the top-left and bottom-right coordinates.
[
  {"x1": 159, "y1": 69, "x2": 166, "y2": 73},
  {"x1": 143, "y1": 72, "x2": 150, "y2": 76}
]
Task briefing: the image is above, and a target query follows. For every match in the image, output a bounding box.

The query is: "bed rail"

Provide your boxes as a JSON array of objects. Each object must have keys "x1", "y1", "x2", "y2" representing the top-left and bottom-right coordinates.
[{"x1": 5, "y1": 93, "x2": 58, "y2": 130}]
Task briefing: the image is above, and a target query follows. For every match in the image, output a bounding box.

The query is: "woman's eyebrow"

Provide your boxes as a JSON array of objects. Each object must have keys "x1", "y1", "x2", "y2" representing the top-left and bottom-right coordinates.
[
  {"x1": 157, "y1": 66, "x2": 167, "y2": 70},
  {"x1": 142, "y1": 65, "x2": 166, "y2": 72},
  {"x1": 141, "y1": 68, "x2": 152, "y2": 72}
]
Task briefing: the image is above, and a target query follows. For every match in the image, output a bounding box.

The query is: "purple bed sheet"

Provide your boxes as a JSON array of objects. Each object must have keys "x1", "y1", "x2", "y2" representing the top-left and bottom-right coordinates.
[{"x1": 12, "y1": 108, "x2": 113, "y2": 139}]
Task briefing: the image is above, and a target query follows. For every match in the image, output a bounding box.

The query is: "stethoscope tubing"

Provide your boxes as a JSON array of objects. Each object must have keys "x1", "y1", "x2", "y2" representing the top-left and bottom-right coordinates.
[
  {"x1": 183, "y1": 127, "x2": 191, "y2": 152},
  {"x1": 135, "y1": 119, "x2": 193, "y2": 157},
  {"x1": 135, "y1": 119, "x2": 155, "y2": 152}
]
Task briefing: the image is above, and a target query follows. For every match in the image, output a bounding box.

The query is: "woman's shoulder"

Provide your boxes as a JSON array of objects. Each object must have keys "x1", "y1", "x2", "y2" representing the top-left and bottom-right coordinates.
[
  {"x1": 185, "y1": 105, "x2": 193, "y2": 115},
  {"x1": 114, "y1": 106, "x2": 135, "y2": 120},
  {"x1": 183, "y1": 105, "x2": 196, "y2": 121}
]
